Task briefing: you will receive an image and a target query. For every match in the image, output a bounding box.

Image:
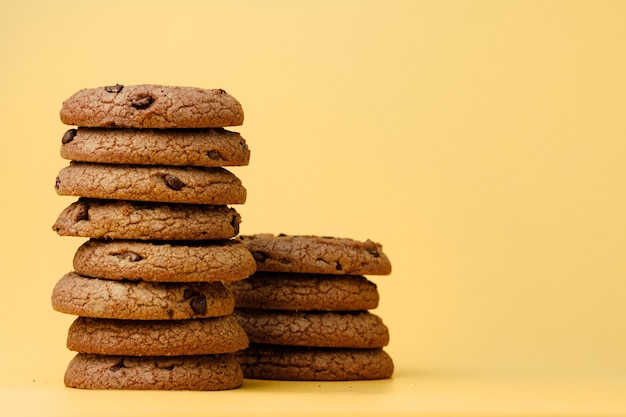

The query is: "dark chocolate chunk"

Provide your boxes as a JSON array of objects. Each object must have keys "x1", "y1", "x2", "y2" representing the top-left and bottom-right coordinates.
[
  {"x1": 190, "y1": 295, "x2": 207, "y2": 315},
  {"x1": 62, "y1": 129, "x2": 77, "y2": 144},
  {"x1": 230, "y1": 214, "x2": 240, "y2": 236},
  {"x1": 110, "y1": 358, "x2": 126, "y2": 372},
  {"x1": 104, "y1": 84, "x2": 124, "y2": 93},
  {"x1": 252, "y1": 251, "x2": 268, "y2": 263},
  {"x1": 131, "y1": 94, "x2": 153, "y2": 109},
  {"x1": 365, "y1": 240, "x2": 380, "y2": 257},
  {"x1": 72, "y1": 200, "x2": 90, "y2": 222},
  {"x1": 163, "y1": 174, "x2": 186, "y2": 191}
]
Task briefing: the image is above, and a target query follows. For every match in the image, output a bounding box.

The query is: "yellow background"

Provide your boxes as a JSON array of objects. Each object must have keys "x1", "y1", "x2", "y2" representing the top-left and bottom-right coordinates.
[{"x1": 1, "y1": 0, "x2": 625, "y2": 415}]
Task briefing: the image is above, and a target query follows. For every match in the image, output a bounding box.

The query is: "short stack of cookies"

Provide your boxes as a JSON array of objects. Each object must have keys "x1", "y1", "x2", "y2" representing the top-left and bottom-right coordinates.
[
  {"x1": 51, "y1": 84, "x2": 256, "y2": 390},
  {"x1": 228, "y1": 234, "x2": 394, "y2": 381}
]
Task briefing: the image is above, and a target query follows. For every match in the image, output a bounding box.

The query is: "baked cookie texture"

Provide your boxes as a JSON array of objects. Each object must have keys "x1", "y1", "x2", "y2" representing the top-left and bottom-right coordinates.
[
  {"x1": 55, "y1": 162, "x2": 247, "y2": 205},
  {"x1": 239, "y1": 234, "x2": 392, "y2": 275},
  {"x1": 60, "y1": 85, "x2": 244, "y2": 128},
  {"x1": 53, "y1": 84, "x2": 252, "y2": 390},
  {"x1": 53, "y1": 199, "x2": 241, "y2": 241},
  {"x1": 67, "y1": 316, "x2": 248, "y2": 356},
  {"x1": 231, "y1": 233, "x2": 394, "y2": 381},
  {"x1": 61, "y1": 127, "x2": 250, "y2": 167},
  {"x1": 233, "y1": 310, "x2": 389, "y2": 348},
  {"x1": 226, "y1": 272, "x2": 379, "y2": 311},
  {"x1": 73, "y1": 239, "x2": 256, "y2": 282},
  {"x1": 64, "y1": 353, "x2": 243, "y2": 390},
  {"x1": 238, "y1": 345, "x2": 394, "y2": 381},
  {"x1": 52, "y1": 272, "x2": 234, "y2": 320}
]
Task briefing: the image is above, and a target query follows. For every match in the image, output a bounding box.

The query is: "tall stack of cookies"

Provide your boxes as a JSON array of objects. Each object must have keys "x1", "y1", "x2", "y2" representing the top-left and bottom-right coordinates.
[
  {"x1": 228, "y1": 234, "x2": 394, "y2": 381},
  {"x1": 51, "y1": 84, "x2": 256, "y2": 390}
]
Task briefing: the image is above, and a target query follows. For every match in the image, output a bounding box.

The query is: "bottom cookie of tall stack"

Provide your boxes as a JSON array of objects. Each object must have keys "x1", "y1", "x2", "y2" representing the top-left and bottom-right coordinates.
[{"x1": 228, "y1": 234, "x2": 394, "y2": 381}]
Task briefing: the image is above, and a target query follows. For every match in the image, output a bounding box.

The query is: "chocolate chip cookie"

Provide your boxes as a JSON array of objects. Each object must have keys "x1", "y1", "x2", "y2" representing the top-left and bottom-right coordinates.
[
  {"x1": 64, "y1": 353, "x2": 243, "y2": 390},
  {"x1": 60, "y1": 127, "x2": 250, "y2": 167},
  {"x1": 52, "y1": 272, "x2": 234, "y2": 320},
  {"x1": 60, "y1": 84, "x2": 244, "y2": 128},
  {"x1": 72, "y1": 239, "x2": 256, "y2": 282},
  {"x1": 233, "y1": 310, "x2": 389, "y2": 348},
  {"x1": 53, "y1": 199, "x2": 241, "y2": 241},
  {"x1": 55, "y1": 162, "x2": 246, "y2": 205},
  {"x1": 67, "y1": 316, "x2": 248, "y2": 356},
  {"x1": 239, "y1": 234, "x2": 392, "y2": 275},
  {"x1": 226, "y1": 272, "x2": 379, "y2": 311},
  {"x1": 238, "y1": 344, "x2": 394, "y2": 381}
]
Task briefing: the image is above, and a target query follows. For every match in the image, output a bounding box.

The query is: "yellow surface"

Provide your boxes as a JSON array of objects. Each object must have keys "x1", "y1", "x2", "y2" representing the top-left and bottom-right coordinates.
[{"x1": 1, "y1": 0, "x2": 626, "y2": 415}]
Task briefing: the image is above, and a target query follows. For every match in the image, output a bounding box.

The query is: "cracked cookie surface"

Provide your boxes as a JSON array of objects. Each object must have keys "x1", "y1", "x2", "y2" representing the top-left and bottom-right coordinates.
[
  {"x1": 239, "y1": 234, "x2": 392, "y2": 275},
  {"x1": 60, "y1": 85, "x2": 244, "y2": 128},
  {"x1": 53, "y1": 198, "x2": 241, "y2": 241},
  {"x1": 52, "y1": 272, "x2": 234, "y2": 320},
  {"x1": 72, "y1": 239, "x2": 256, "y2": 282},
  {"x1": 61, "y1": 127, "x2": 250, "y2": 167},
  {"x1": 64, "y1": 353, "x2": 243, "y2": 390},
  {"x1": 67, "y1": 316, "x2": 248, "y2": 356},
  {"x1": 237, "y1": 344, "x2": 394, "y2": 381},
  {"x1": 55, "y1": 162, "x2": 246, "y2": 205},
  {"x1": 226, "y1": 272, "x2": 379, "y2": 311},
  {"x1": 233, "y1": 310, "x2": 389, "y2": 348}
]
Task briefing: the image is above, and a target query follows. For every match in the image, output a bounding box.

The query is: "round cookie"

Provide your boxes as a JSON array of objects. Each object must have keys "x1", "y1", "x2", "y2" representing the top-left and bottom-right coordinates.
[
  {"x1": 52, "y1": 272, "x2": 234, "y2": 320},
  {"x1": 67, "y1": 316, "x2": 248, "y2": 356},
  {"x1": 55, "y1": 162, "x2": 246, "y2": 205},
  {"x1": 239, "y1": 234, "x2": 392, "y2": 275},
  {"x1": 73, "y1": 239, "x2": 256, "y2": 282},
  {"x1": 226, "y1": 272, "x2": 379, "y2": 311},
  {"x1": 53, "y1": 198, "x2": 241, "y2": 241},
  {"x1": 238, "y1": 345, "x2": 394, "y2": 381},
  {"x1": 233, "y1": 310, "x2": 389, "y2": 348},
  {"x1": 60, "y1": 127, "x2": 250, "y2": 167},
  {"x1": 64, "y1": 353, "x2": 243, "y2": 390},
  {"x1": 60, "y1": 84, "x2": 244, "y2": 128}
]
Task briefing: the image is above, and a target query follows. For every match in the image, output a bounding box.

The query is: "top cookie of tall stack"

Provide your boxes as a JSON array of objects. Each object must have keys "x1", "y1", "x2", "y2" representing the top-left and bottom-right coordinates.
[{"x1": 60, "y1": 84, "x2": 244, "y2": 128}]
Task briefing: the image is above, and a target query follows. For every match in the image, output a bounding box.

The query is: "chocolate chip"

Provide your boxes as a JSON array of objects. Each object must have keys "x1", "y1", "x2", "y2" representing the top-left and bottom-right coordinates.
[
  {"x1": 365, "y1": 241, "x2": 380, "y2": 257},
  {"x1": 114, "y1": 251, "x2": 143, "y2": 262},
  {"x1": 110, "y1": 358, "x2": 126, "y2": 372},
  {"x1": 163, "y1": 174, "x2": 185, "y2": 191},
  {"x1": 230, "y1": 214, "x2": 240, "y2": 235},
  {"x1": 61, "y1": 129, "x2": 77, "y2": 144},
  {"x1": 131, "y1": 94, "x2": 153, "y2": 109},
  {"x1": 252, "y1": 251, "x2": 268, "y2": 263},
  {"x1": 207, "y1": 150, "x2": 223, "y2": 160},
  {"x1": 183, "y1": 288, "x2": 195, "y2": 300},
  {"x1": 336, "y1": 261, "x2": 343, "y2": 271},
  {"x1": 54, "y1": 176, "x2": 61, "y2": 190},
  {"x1": 72, "y1": 200, "x2": 90, "y2": 222},
  {"x1": 104, "y1": 84, "x2": 124, "y2": 93},
  {"x1": 190, "y1": 295, "x2": 207, "y2": 315}
]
